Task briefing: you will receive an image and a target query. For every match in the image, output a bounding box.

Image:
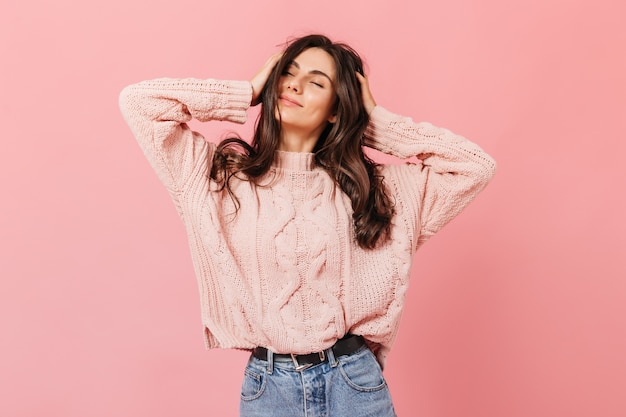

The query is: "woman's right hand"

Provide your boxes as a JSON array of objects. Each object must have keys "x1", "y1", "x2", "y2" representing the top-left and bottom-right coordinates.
[{"x1": 250, "y1": 52, "x2": 283, "y2": 106}]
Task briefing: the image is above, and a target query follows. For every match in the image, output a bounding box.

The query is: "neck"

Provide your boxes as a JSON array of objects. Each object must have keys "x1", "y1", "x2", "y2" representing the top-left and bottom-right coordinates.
[{"x1": 278, "y1": 126, "x2": 324, "y2": 153}]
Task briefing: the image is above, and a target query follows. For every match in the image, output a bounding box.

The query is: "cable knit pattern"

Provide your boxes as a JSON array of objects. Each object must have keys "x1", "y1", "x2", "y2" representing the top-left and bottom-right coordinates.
[{"x1": 119, "y1": 78, "x2": 496, "y2": 367}]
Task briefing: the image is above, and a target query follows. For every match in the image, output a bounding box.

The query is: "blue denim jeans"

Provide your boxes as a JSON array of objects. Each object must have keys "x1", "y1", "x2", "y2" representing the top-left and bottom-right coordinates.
[{"x1": 239, "y1": 344, "x2": 397, "y2": 417}]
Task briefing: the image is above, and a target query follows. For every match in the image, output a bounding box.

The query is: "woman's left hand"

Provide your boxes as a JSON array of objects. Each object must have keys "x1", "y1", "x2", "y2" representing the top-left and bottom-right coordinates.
[{"x1": 356, "y1": 72, "x2": 377, "y2": 115}]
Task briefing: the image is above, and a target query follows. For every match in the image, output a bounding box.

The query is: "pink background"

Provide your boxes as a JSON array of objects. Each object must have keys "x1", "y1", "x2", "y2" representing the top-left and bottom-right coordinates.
[{"x1": 2, "y1": 0, "x2": 625, "y2": 416}]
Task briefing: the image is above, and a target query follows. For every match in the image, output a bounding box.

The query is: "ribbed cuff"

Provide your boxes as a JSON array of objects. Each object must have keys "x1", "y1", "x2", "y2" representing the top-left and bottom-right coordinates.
[{"x1": 363, "y1": 105, "x2": 411, "y2": 158}]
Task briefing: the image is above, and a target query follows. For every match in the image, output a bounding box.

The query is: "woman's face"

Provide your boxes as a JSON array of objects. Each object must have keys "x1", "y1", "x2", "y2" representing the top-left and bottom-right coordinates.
[{"x1": 276, "y1": 47, "x2": 338, "y2": 141}]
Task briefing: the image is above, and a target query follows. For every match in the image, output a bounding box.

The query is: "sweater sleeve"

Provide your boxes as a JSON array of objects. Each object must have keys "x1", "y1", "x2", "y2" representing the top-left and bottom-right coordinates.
[
  {"x1": 363, "y1": 106, "x2": 496, "y2": 247},
  {"x1": 119, "y1": 78, "x2": 252, "y2": 198}
]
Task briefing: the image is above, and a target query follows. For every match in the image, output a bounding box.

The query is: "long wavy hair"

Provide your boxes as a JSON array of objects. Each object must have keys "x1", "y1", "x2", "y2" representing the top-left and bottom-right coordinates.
[{"x1": 210, "y1": 34, "x2": 394, "y2": 249}]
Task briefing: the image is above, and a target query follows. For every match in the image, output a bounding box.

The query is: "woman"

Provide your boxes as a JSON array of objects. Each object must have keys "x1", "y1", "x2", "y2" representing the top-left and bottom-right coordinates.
[{"x1": 120, "y1": 34, "x2": 496, "y2": 417}]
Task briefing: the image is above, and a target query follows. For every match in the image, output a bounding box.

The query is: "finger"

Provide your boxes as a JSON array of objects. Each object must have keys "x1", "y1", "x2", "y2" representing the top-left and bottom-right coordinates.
[
  {"x1": 265, "y1": 52, "x2": 284, "y2": 71},
  {"x1": 251, "y1": 53, "x2": 284, "y2": 105},
  {"x1": 355, "y1": 72, "x2": 376, "y2": 114}
]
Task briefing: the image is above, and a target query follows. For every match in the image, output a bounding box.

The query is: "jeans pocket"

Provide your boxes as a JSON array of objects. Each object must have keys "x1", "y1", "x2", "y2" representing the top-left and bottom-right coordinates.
[
  {"x1": 240, "y1": 365, "x2": 267, "y2": 401},
  {"x1": 338, "y1": 349, "x2": 387, "y2": 392}
]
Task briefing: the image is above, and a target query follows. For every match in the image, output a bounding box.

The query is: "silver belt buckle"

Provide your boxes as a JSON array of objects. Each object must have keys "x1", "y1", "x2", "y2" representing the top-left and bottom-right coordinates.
[
  {"x1": 290, "y1": 350, "x2": 326, "y2": 372},
  {"x1": 290, "y1": 353, "x2": 312, "y2": 371}
]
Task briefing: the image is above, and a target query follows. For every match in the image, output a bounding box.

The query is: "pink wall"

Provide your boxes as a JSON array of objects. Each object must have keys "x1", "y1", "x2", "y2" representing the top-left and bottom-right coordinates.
[{"x1": 2, "y1": 0, "x2": 625, "y2": 416}]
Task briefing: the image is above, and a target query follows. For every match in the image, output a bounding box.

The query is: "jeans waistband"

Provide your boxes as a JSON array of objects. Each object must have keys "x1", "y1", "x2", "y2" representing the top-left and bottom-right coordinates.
[{"x1": 252, "y1": 334, "x2": 366, "y2": 371}]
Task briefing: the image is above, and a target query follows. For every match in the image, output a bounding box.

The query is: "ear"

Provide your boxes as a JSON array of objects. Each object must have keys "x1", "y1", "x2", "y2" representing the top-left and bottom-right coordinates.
[{"x1": 327, "y1": 113, "x2": 337, "y2": 123}]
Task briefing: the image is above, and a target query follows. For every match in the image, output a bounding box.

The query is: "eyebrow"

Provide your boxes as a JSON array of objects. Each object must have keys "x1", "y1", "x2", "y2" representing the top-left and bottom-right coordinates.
[{"x1": 289, "y1": 60, "x2": 334, "y2": 83}]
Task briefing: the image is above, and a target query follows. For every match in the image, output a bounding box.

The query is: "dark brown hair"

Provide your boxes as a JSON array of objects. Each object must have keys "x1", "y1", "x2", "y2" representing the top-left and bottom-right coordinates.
[{"x1": 210, "y1": 34, "x2": 394, "y2": 249}]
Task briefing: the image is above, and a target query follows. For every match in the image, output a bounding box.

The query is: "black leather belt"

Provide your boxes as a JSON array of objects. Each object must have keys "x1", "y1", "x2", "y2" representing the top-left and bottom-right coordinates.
[{"x1": 252, "y1": 334, "x2": 366, "y2": 371}]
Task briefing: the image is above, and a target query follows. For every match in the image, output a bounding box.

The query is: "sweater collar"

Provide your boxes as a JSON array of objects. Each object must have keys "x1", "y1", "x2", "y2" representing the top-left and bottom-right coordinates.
[{"x1": 273, "y1": 150, "x2": 316, "y2": 171}]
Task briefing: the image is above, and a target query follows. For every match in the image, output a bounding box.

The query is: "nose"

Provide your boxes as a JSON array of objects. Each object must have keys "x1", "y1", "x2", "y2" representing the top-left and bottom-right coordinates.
[{"x1": 286, "y1": 77, "x2": 300, "y2": 92}]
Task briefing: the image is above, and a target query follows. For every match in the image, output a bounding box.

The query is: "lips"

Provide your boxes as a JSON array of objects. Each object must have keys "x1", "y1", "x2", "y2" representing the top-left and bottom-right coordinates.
[{"x1": 279, "y1": 95, "x2": 303, "y2": 107}]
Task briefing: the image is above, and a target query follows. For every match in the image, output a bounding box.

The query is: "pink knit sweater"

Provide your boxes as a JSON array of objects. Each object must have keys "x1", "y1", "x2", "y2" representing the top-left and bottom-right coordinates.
[{"x1": 119, "y1": 78, "x2": 496, "y2": 366}]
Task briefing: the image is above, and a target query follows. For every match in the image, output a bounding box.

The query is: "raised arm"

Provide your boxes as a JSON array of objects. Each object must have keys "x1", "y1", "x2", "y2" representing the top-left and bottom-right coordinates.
[
  {"x1": 119, "y1": 78, "x2": 252, "y2": 194},
  {"x1": 357, "y1": 73, "x2": 496, "y2": 246}
]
